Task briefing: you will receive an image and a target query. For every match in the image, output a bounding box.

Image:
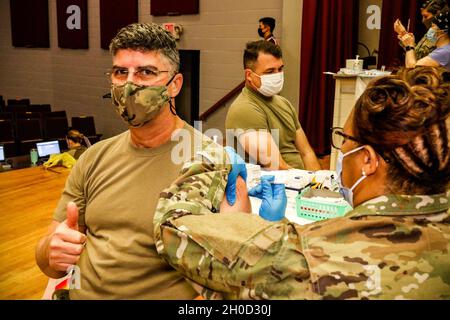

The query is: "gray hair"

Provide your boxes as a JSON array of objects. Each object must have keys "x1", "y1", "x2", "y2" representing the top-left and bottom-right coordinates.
[{"x1": 109, "y1": 23, "x2": 180, "y2": 74}]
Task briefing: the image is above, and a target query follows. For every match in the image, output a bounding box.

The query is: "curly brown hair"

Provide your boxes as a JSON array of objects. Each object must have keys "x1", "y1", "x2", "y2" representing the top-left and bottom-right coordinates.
[
  {"x1": 353, "y1": 67, "x2": 450, "y2": 195},
  {"x1": 422, "y1": 0, "x2": 448, "y2": 15}
]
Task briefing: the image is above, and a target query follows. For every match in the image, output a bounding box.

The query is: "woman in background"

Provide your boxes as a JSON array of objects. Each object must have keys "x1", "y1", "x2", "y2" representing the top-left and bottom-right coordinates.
[
  {"x1": 66, "y1": 130, "x2": 90, "y2": 160},
  {"x1": 400, "y1": 10, "x2": 450, "y2": 70},
  {"x1": 394, "y1": 0, "x2": 448, "y2": 59}
]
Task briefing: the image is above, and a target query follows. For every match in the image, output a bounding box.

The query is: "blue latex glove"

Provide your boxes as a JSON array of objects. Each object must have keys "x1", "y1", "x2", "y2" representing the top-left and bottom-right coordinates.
[
  {"x1": 224, "y1": 146, "x2": 247, "y2": 206},
  {"x1": 248, "y1": 175, "x2": 275, "y2": 199},
  {"x1": 258, "y1": 178, "x2": 287, "y2": 222}
]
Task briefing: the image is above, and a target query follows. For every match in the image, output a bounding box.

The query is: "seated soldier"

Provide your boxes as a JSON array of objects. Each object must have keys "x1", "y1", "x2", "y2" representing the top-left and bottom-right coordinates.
[{"x1": 226, "y1": 41, "x2": 320, "y2": 171}]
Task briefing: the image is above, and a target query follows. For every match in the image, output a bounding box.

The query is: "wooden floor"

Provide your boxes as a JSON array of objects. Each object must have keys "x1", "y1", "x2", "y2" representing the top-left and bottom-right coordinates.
[{"x1": 0, "y1": 166, "x2": 69, "y2": 299}]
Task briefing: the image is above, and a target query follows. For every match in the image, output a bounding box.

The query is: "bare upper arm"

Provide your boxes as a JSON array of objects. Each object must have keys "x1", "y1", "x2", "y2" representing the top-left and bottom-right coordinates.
[
  {"x1": 295, "y1": 128, "x2": 314, "y2": 157},
  {"x1": 238, "y1": 131, "x2": 288, "y2": 169},
  {"x1": 295, "y1": 128, "x2": 321, "y2": 170},
  {"x1": 416, "y1": 56, "x2": 441, "y2": 67},
  {"x1": 238, "y1": 131, "x2": 271, "y2": 161},
  {"x1": 220, "y1": 176, "x2": 251, "y2": 214}
]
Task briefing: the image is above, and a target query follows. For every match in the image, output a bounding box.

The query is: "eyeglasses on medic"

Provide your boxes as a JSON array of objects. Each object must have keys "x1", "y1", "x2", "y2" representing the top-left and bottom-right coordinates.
[{"x1": 330, "y1": 127, "x2": 361, "y2": 150}]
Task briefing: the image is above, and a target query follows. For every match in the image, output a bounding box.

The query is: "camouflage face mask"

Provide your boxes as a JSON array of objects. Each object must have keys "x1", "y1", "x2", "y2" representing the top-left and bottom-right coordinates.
[{"x1": 111, "y1": 82, "x2": 171, "y2": 128}]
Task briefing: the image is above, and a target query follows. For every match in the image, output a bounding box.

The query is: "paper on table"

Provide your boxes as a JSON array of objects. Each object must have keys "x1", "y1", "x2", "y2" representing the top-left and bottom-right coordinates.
[
  {"x1": 245, "y1": 165, "x2": 339, "y2": 225},
  {"x1": 249, "y1": 191, "x2": 314, "y2": 226}
]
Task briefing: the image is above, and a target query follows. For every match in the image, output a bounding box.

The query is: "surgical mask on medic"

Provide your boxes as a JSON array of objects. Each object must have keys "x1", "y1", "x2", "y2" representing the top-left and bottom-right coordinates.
[
  {"x1": 111, "y1": 82, "x2": 172, "y2": 128},
  {"x1": 335, "y1": 146, "x2": 374, "y2": 208}
]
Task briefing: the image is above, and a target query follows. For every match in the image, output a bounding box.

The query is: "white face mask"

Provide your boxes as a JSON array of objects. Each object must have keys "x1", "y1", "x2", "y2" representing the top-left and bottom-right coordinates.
[
  {"x1": 336, "y1": 146, "x2": 367, "y2": 208},
  {"x1": 253, "y1": 71, "x2": 284, "y2": 97}
]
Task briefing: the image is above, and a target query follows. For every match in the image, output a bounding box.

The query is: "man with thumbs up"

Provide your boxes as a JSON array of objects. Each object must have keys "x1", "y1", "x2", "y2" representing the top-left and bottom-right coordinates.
[
  {"x1": 36, "y1": 202, "x2": 86, "y2": 279},
  {"x1": 35, "y1": 23, "x2": 247, "y2": 300}
]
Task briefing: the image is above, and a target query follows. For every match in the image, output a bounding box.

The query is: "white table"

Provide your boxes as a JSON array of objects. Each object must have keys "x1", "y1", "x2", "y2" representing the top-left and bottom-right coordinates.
[{"x1": 246, "y1": 168, "x2": 339, "y2": 226}]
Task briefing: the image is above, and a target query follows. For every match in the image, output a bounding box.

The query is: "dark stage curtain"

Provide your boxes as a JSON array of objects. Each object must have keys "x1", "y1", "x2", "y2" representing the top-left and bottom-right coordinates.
[
  {"x1": 299, "y1": 0, "x2": 359, "y2": 156},
  {"x1": 378, "y1": 0, "x2": 424, "y2": 69},
  {"x1": 10, "y1": 0, "x2": 49, "y2": 48},
  {"x1": 99, "y1": 0, "x2": 138, "y2": 50}
]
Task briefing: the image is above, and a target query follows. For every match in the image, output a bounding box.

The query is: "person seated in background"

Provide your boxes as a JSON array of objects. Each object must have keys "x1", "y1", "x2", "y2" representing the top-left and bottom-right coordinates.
[
  {"x1": 225, "y1": 40, "x2": 321, "y2": 171},
  {"x1": 65, "y1": 130, "x2": 90, "y2": 160},
  {"x1": 394, "y1": 0, "x2": 448, "y2": 59},
  {"x1": 400, "y1": 10, "x2": 450, "y2": 70},
  {"x1": 154, "y1": 66, "x2": 450, "y2": 299}
]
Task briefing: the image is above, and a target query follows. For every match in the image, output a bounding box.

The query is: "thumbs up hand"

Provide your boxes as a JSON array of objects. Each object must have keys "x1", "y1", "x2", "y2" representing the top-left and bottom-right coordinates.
[
  {"x1": 48, "y1": 202, "x2": 86, "y2": 272},
  {"x1": 65, "y1": 201, "x2": 79, "y2": 231}
]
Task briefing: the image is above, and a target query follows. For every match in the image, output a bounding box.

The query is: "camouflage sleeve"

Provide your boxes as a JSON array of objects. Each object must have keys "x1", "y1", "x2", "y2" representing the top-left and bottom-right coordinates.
[
  {"x1": 154, "y1": 142, "x2": 312, "y2": 299},
  {"x1": 415, "y1": 35, "x2": 436, "y2": 60},
  {"x1": 153, "y1": 141, "x2": 231, "y2": 229},
  {"x1": 398, "y1": 35, "x2": 435, "y2": 60}
]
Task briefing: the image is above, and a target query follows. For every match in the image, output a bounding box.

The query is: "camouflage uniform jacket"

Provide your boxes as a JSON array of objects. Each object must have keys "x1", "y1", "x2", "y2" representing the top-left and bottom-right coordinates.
[
  {"x1": 154, "y1": 158, "x2": 450, "y2": 300},
  {"x1": 415, "y1": 35, "x2": 436, "y2": 60},
  {"x1": 400, "y1": 35, "x2": 436, "y2": 60}
]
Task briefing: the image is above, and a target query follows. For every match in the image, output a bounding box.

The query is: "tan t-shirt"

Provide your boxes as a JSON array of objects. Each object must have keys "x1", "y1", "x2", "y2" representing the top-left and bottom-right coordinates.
[
  {"x1": 53, "y1": 123, "x2": 203, "y2": 299},
  {"x1": 225, "y1": 87, "x2": 304, "y2": 169}
]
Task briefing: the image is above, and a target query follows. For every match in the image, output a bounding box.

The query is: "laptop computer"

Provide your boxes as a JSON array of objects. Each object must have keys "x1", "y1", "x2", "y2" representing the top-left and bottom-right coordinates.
[
  {"x1": 0, "y1": 145, "x2": 5, "y2": 163},
  {"x1": 0, "y1": 144, "x2": 12, "y2": 170},
  {"x1": 36, "y1": 140, "x2": 61, "y2": 161}
]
